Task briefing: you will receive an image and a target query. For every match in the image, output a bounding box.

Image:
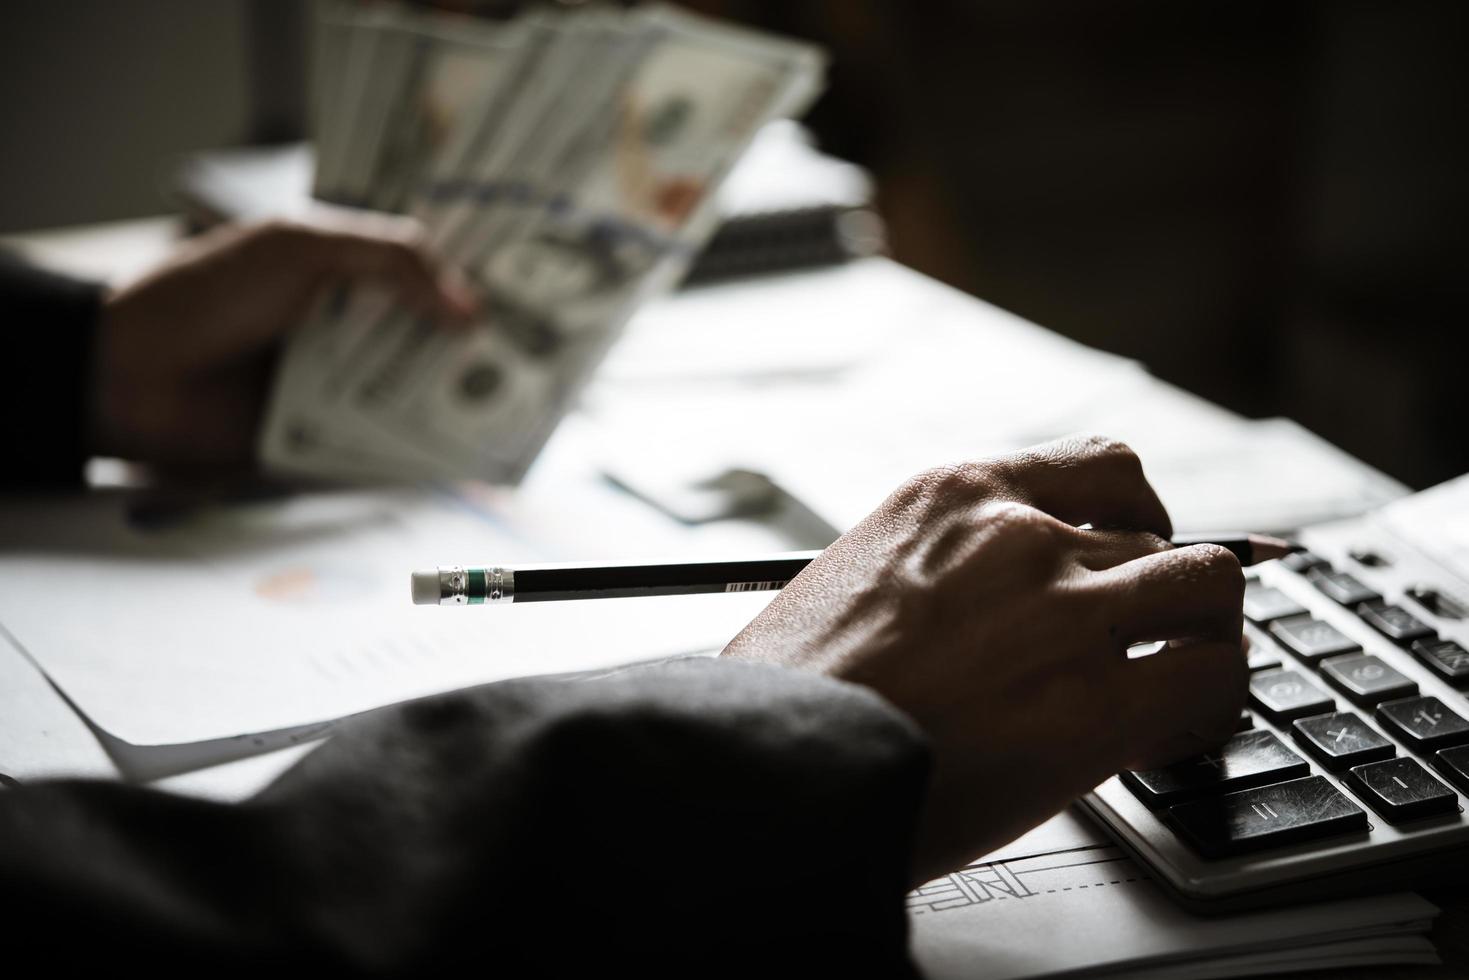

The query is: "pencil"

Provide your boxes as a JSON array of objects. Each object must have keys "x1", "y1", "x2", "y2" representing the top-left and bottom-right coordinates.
[{"x1": 411, "y1": 533, "x2": 1294, "y2": 605}]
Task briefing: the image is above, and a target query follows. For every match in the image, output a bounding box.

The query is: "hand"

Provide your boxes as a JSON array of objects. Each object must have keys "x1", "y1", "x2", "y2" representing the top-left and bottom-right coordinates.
[
  {"x1": 722, "y1": 435, "x2": 1248, "y2": 884},
  {"x1": 92, "y1": 213, "x2": 477, "y2": 468}
]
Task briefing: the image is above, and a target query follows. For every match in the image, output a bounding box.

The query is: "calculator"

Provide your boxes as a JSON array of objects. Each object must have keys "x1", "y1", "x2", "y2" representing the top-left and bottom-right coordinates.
[{"x1": 1082, "y1": 505, "x2": 1469, "y2": 912}]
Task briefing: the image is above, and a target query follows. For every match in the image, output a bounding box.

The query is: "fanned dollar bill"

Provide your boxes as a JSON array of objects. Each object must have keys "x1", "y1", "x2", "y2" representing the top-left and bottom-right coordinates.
[{"x1": 260, "y1": 2, "x2": 824, "y2": 483}]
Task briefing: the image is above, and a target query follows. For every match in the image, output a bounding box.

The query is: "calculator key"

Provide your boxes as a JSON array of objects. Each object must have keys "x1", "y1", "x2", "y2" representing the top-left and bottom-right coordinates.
[
  {"x1": 1268, "y1": 615, "x2": 1361, "y2": 663},
  {"x1": 1348, "y1": 547, "x2": 1391, "y2": 568},
  {"x1": 1345, "y1": 758, "x2": 1458, "y2": 823},
  {"x1": 1247, "y1": 645, "x2": 1282, "y2": 672},
  {"x1": 1249, "y1": 669, "x2": 1335, "y2": 723},
  {"x1": 1168, "y1": 776, "x2": 1367, "y2": 858},
  {"x1": 1243, "y1": 582, "x2": 1307, "y2": 624},
  {"x1": 1432, "y1": 746, "x2": 1469, "y2": 795},
  {"x1": 1411, "y1": 638, "x2": 1469, "y2": 688},
  {"x1": 1319, "y1": 654, "x2": 1418, "y2": 707},
  {"x1": 1375, "y1": 696, "x2": 1469, "y2": 752},
  {"x1": 1307, "y1": 567, "x2": 1381, "y2": 606},
  {"x1": 1405, "y1": 585, "x2": 1468, "y2": 620},
  {"x1": 1122, "y1": 729, "x2": 1308, "y2": 808},
  {"x1": 1291, "y1": 711, "x2": 1395, "y2": 772},
  {"x1": 1281, "y1": 550, "x2": 1329, "y2": 574},
  {"x1": 1356, "y1": 601, "x2": 1435, "y2": 644}
]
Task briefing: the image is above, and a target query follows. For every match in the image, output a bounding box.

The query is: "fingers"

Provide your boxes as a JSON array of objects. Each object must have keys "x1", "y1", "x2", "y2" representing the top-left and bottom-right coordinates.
[
  {"x1": 260, "y1": 215, "x2": 478, "y2": 323},
  {"x1": 1121, "y1": 638, "x2": 1249, "y2": 769},
  {"x1": 1070, "y1": 527, "x2": 1173, "y2": 571},
  {"x1": 315, "y1": 229, "x2": 476, "y2": 321},
  {"x1": 1088, "y1": 543, "x2": 1245, "y2": 647},
  {"x1": 990, "y1": 435, "x2": 1173, "y2": 538}
]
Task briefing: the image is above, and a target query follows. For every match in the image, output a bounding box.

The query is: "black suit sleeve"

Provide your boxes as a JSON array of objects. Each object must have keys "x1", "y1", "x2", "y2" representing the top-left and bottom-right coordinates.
[
  {"x1": 0, "y1": 658, "x2": 931, "y2": 977},
  {"x1": 0, "y1": 255, "x2": 102, "y2": 486}
]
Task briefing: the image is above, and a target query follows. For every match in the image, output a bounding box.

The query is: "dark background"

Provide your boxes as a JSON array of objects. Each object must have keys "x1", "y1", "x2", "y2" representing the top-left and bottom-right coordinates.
[{"x1": 2, "y1": 0, "x2": 1464, "y2": 489}]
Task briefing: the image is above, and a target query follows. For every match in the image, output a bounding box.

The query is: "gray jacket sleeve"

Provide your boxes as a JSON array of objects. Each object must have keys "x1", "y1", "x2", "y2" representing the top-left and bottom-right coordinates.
[
  {"x1": 0, "y1": 657, "x2": 931, "y2": 977},
  {"x1": 0, "y1": 256, "x2": 102, "y2": 486}
]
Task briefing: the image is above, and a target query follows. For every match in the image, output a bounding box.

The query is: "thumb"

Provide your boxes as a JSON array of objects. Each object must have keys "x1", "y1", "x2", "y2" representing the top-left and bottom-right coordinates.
[
  {"x1": 1121, "y1": 637, "x2": 1249, "y2": 770},
  {"x1": 284, "y1": 211, "x2": 479, "y2": 322}
]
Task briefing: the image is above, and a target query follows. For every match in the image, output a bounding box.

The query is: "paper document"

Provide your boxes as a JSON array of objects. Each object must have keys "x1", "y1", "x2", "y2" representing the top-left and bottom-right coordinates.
[
  {"x1": 0, "y1": 488, "x2": 773, "y2": 746},
  {"x1": 1378, "y1": 471, "x2": 1469, "y2": 583},
  {"x1": 910, "y1": 844, "x2": 1438, "y2": 978},
  {"x1": 589, "y1": 260, "x2": 1406, "y2": 536},
  {"x1": 0, "y1": 634, "x2": 114, "y2": 783}
]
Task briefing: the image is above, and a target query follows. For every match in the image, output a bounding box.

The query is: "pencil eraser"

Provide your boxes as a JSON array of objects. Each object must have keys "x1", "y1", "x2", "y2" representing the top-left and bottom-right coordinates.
[{"x1": 411, "y1": 570, "x2": 440, "y2": 606}]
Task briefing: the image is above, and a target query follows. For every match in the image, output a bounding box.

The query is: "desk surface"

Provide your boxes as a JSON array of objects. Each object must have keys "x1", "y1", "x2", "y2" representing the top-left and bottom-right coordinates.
[{"x1": 1, "y1": 216, "x2": 1458, "y2": 978}]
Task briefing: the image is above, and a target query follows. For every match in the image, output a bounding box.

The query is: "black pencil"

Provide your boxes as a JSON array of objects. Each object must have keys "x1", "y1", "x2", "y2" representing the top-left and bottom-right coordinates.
[{"x1": 411, "y1": 533, "x2": 1294, "y2": 606}]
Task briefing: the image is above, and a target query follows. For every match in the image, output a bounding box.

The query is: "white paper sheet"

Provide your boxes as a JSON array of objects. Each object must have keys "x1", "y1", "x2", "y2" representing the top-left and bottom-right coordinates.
[
  {"x1": 1378, "y1": 471, "x2": 1469, "y2": 584},
  {"x1": 973, "y1": 807, "x2": 1108, "y2": 867},
  {"x1": 0, "y1": 633, "x2": 114, "y2": 783},
  {"x1": 0, "y1": 487, "x2": 773, "y2": 746},
  {"x1": 909, "y1": 844, "x2": 1438, "y2": 979},
  {"x1": 588, "y1": 260, "x2": 1405, "y2": 539}
]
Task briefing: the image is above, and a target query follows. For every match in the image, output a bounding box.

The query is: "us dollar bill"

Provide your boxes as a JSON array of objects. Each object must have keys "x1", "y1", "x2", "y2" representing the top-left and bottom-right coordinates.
[{"x1": 261, "y1": 3, "x2": 825, "y2": 483}]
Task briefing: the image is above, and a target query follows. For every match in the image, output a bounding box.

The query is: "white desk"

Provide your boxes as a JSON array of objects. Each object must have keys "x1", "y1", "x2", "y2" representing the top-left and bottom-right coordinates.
[
  {"x1": 0, "y1": 217, "x2": 1407, "y2": 800},
  {"x1": 11, "y1": 215, "x2": 1466, "y2": 980}
]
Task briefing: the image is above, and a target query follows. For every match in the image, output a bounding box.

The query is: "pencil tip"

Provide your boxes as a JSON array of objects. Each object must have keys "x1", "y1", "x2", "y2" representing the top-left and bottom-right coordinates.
[{"x1": 1247, "y1": 533, "x2": 1298, "y2": 562}]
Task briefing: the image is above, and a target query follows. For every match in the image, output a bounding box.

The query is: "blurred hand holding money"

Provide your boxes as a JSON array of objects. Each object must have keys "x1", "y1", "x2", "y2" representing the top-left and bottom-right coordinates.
[{"x1": 259, "y1": 1, "x2": 825, "y2": 482}]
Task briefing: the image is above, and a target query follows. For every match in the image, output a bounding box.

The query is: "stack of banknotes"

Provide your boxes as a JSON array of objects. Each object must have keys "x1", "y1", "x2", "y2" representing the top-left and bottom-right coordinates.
[{"x1": 259, "y1": 1, "x2": 825, "y2": 482}]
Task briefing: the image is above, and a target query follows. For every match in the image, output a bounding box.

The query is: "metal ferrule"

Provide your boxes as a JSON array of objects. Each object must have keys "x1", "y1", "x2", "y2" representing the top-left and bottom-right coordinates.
[{"x1": 439, "y1": 565, "x2": 514, "y2": 605}]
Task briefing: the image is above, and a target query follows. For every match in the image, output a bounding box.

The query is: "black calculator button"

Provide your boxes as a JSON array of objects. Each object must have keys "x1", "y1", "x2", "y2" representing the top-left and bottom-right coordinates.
[
  {"x1": 1432, "y1": 746, "x2": 1469, "y2": 795},
  {"x1": 1249, "y1": 669, "x2": 1335, "y2": 723},
  {"x1": 1307, "y1": 567, "x2": 1382, "y2": 606},
  {"x1": 1405, "y1": 585, "x2": 1468, "y2": 620},
  {"x1": 1345, "y1": 758, "x2": 1458, "y2": 823},
  {"x1": 1168, "y1": 776, "x2": 1367, "y2": 858},
  {"x1": 1247, "y1": 646, "x2": 1282, "y2": 672},
  {"x1": 1319, "y1": 653, "x2": 1418, "y2": 707},
  {"x1": 1375, "y1": 696, "x2": 1469, "y2": 752},
  {"x1": 1281, "y1": 551, "x2": 1329, "y2": 574},
  {"x1": 1356, "y1": 601, "x2": 1435, "y2": 644},
  {"x1": 1411, "y1": 638, "x2": 1469, "y2": 688},
  {"x1": 1348, "y1": 547, "x2": 1391, "y2": 568},
  {"x1": 1122, "y1": 729, "x2": 1307, "y2": 808},
  {"x1": 1243, "y1": 582, "x2": 1307, "y2": 625},
  {"x1": 1268, "y1": 616, "x2": 1361, "y2": 663},
  {"x1": 1291, "y1": 711, "x2": 1395, "y2": 772}
]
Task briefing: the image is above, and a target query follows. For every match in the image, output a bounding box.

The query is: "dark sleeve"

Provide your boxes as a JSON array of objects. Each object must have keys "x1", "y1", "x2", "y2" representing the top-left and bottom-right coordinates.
[
  {"x1": 0, "y1": 658, "x2": 931, "y2": 977},
  {"x1": 0, "y1": 255, "x2": 103, "y2": 486}
]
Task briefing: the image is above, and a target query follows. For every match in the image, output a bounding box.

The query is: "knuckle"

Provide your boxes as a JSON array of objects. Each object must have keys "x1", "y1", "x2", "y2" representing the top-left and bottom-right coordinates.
[
  {"x1": 1017, "y1": 433, "x2": 1142, "y2": 478},
  {"x1": 976, "y1": 499, "x2": 1060, "y2": 550},
  {"x1": 1184, "y1": 543, "x2": 1245, "y2": 592},
  {"x1": 934, "y1": 461, "x2": 997, "y2": 496},
  {"x1": 1194, "y1": 541, "x2": 1243, "y2": 572},
  {"x1": 1085, "y1": 434, "x2": 1142, "y2": 470},
  {"x1": 896, "y1": 462, "x2": 998, "y2": 511},
  {"x1": 1136, "y1": 531, "x2": 1173, "y2": 554},
  {"x1": 253, "y1": 218, "x2": 302, "y2": 244},
  {"x1": 249, "y1": 219, "x2": 316, "y2": 258}
]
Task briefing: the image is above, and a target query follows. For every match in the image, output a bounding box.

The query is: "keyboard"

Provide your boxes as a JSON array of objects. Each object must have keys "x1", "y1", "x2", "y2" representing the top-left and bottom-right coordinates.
[{"x1": 1081, "y1": 509, "x2": 1469, "y2": 912}]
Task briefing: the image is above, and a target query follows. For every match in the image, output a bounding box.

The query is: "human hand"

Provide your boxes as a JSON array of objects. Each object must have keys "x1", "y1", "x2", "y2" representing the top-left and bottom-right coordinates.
[
  {"x1": 722, "y1": 435, "x2": 1247, "y2": 884},
  {"x1": 92, "y1": 213, "x2": 477, "y2": 468}
]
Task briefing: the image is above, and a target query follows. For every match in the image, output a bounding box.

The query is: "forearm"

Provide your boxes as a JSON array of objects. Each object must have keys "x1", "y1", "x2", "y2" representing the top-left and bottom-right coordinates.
[{"x1": 0, "y1": 658, "x2": 930, "y2": 975}]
